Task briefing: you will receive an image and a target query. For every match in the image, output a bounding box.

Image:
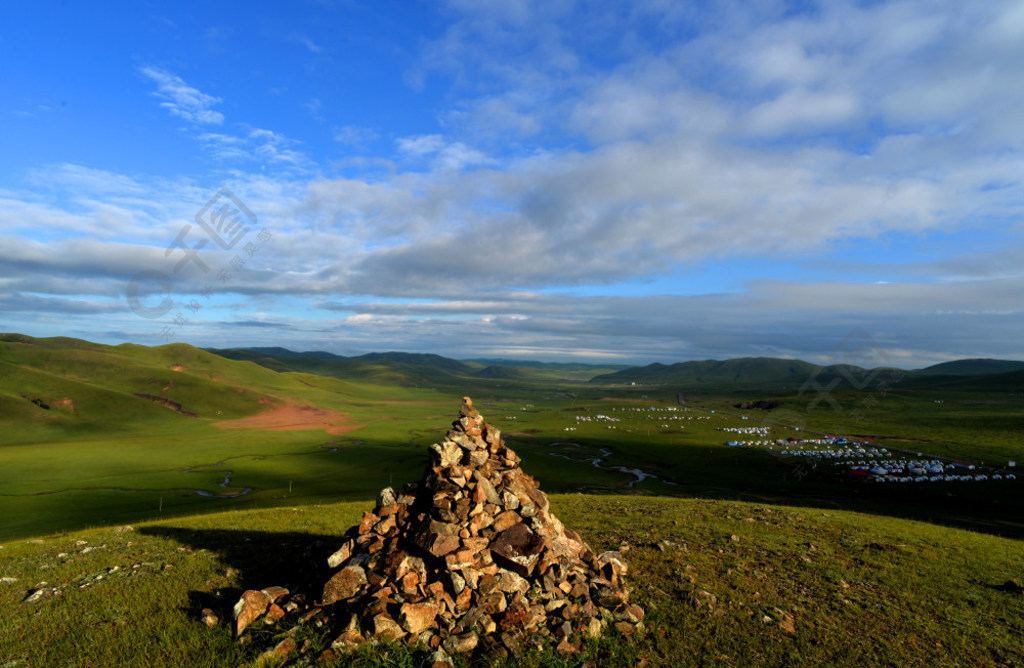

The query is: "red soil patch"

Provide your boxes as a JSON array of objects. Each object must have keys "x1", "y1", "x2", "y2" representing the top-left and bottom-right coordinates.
[{"x1": 213, "y1": 403, "x2": 362, "y2": 435}]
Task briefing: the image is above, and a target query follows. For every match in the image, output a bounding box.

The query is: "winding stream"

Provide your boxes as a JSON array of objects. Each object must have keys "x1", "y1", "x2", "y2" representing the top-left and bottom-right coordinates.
[{"x1": 546, "y1": 442, "x2": 676, "y2": 488}]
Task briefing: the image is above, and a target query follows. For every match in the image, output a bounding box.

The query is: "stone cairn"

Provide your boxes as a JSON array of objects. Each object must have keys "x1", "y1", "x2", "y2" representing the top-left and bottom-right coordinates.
[{"x1": 232, "y1": 397, "x2": 643, "y2": 664}]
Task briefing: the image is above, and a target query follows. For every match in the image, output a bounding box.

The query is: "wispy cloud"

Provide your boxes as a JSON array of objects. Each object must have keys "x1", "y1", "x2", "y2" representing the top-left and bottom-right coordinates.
[
  {"x1": 198, "y1": 128, "x2": 310, "y2": 169},
  {"x1": 292, "y1": 33, "x2": 325, "y2": 54},
  {"x1": 140, "y1": 66, "x2": 224, "y2": 125},
  {"x1": 395, "y1": 134, "x2": 490, "y2": 171}
]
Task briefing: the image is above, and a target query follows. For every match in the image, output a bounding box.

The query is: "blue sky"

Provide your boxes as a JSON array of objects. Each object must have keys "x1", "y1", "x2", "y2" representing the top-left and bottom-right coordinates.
[{"x1": 2, "y1": 0, "x2": 1023, "y2": 366}]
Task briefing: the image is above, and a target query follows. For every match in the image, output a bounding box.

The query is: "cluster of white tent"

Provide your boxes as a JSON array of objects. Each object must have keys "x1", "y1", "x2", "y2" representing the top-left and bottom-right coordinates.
[
  {"x1": 854, "y1": 459, "x2": 1016, "y2": 482},
  {"x1": 777, "y1": 446, "x2": 1017, "y2": 483},
  {"x1": 778, "y1": 445, "x2": 890, "y2": 459},
  {"x1": 726, "y1": 439, "x2": 778, "y2": 447},
  {"x1": 718, "y1": 426, "x2": 771, "y2": 436}
]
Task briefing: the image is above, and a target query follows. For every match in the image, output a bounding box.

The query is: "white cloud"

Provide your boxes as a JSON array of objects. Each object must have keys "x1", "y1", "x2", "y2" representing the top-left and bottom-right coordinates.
[
  {"x1": 395, "y1": 134, "x2": 490, "y2": 171},
  {"x1": 139, "y1": 67, "x2": 224, "y2": 125},
  {"x1": 743, "y1": 88, "x2": 860, "y2": 135},
  {"x1": 396, "y1": 134, "x2": 446, "y2": 156}
]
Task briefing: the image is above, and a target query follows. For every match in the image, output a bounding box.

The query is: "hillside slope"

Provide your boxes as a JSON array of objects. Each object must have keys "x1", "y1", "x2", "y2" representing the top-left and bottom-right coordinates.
[
  {"x1": 0, "y1": 334, "x2": 455, "y2": 539},
  {"x1": 0, "y1": 333, "x2": 411, "y2": 444},
  {"x1": 1, "y1": 495, "x2": 1022, "y2": 666}
]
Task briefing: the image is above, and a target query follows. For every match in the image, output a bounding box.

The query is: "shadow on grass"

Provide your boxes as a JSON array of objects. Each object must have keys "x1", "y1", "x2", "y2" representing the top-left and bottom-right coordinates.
[
  {"x1": 139, "y1": 525, "x2": 341, "y2": 624},
  {"x1": 512, "y1": 431, "x2": 1024, "y2": 542}
]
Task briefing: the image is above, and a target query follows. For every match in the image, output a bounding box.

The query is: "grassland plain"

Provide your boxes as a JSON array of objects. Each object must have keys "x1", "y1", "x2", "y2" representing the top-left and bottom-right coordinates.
[
  {"x1": 4, "y1": 333, "x2": 1024, "y2": 542},
  {"x1": 1, "y1": 496, "x2": 1023, "y2": 667}
]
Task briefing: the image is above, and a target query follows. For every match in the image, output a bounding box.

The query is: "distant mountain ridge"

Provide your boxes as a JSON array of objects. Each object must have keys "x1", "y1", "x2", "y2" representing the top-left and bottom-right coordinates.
[
  {"x1": 914, "y1": 359, "x2": 1024, "y2": 376},
  {"x1": 589, "y1": 355, "x2": 1024, "y2": 391},
  {"x1": 205, "y1": 347, "x2": 629, "y2": 385},
  {"x1": 4, "y1": 334, "x2": 1021, "y2": 392},
  {"x1": 590, "y1": 357, "x2": 835, "y2": 390}
]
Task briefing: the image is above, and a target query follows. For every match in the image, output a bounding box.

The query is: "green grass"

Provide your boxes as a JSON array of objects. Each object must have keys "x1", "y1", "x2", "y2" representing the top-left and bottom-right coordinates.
[
  {"x1": 2, "y1": 495, "x2": 1022, "y2": 666},
  {"x1": 4, "y1": 333, "x2": 1024, "y2": 547}
]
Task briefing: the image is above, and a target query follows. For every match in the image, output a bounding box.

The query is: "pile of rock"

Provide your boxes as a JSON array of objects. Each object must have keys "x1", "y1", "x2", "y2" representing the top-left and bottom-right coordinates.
[{"x1": 234, "y1": 397, "x2": 642, "y2": 663}]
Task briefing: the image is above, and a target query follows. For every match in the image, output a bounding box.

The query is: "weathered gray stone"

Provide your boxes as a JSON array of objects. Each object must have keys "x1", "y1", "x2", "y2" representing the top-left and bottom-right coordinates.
[
  {"x1": 447, "y1": 570, "x2": 466, "y2": 595},
  {"x1": 322, "y1": 565, "x2": 367, "y2": 605},
  {"x1": 431, "y1": 440, "x2": 463, "y2": 468},
  {"x1": 497, "y1": 569, "x2": 529, "y2": 595},
  {"x1": 472, "y1": 471, "x2": 501, "y2": 505},
  {"x1": 376, "y1": 486, "x2": 397, "y2": 510},
  {"x1": 443, "y1": 631, "x2": 479, "y2": 654},
  {"x1": 501, "y1": 490, "x2": 520, "y2": 510},
  {"x1": 327, "y1": 539, "x2": 354, "y2": 568}
]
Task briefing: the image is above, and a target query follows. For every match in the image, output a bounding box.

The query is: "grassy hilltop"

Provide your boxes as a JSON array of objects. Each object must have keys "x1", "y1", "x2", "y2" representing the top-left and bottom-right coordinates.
[{"x1": 2, "y1": 496, "x2": 1023, "y2": 666}]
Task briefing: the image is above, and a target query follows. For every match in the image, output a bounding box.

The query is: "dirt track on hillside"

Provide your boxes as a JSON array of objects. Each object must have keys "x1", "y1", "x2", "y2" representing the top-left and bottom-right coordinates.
[{"x1": 213, "y1": 403, "x2": 362, "y2": 435}]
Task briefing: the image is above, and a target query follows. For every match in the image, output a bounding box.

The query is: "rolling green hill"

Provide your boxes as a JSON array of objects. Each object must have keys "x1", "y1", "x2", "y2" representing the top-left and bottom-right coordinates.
[
  {"x1": 0, "y1": 333, "x2": 456, "y2": 539},
  {"x1": 916, "y1": 358, "x2": 1024, "y2": 376},
  {"x1": 0, "y1": 333, "x2": 413, "y2": 442},
  {"x1": 589, "y1": 357, "x2": 827, "y2": 390},
  {"x1": 206, "y1": 347, "x2": 623, "y2": 385},
  {"x1": 206, "y1": 347, "x2": 482, "y2": 387}
]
